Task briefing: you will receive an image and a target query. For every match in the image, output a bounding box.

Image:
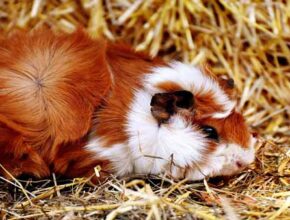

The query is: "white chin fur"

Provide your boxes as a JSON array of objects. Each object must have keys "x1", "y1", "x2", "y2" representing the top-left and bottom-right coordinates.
[
  {"x1": 186, "y1": 137, "x2": 256, "y2": 180},
  {"x1": 85, "y1": 88, "x2": 208, "y2": 177},
  {"x1": 125, "y1": 89, "x2": 207, "y2": 175},
  {"x1": 85, "y1": 62, "x2": 254, "y2": 180}
]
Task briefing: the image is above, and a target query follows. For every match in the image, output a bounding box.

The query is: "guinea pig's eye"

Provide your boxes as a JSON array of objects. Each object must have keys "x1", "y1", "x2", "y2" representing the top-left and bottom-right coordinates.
[{"x1": 201, "y1": 125, "x2": 219, "y2": 141}]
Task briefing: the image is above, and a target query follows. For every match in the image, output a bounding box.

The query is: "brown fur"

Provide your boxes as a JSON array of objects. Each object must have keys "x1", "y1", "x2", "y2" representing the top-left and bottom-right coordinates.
[
  {"x1": 0, "y1": 122, "x2": 49, "y2": 178},
  {"x1": 0, "y1": 30, "x2": 250, "y2": 180},
  {"x1": 194, "y1": 112, "x2": 251, "y2": 148},
  {"x1": 92, "y1": 43, "x2": 165, "y2": 146},
  {"x1": 155, "y1": 81, "x2": 226, "y2": 118},
  {"x1": 156, "y1": 81, "x2": 183, "y2": 92},
  {"x1": 0, "y1": 29, "x2": 111, "y2": 178},
  {"x1": 202, "y1": 63, "x2": 236, "y2": 98},
  {"x1": 189, "y1": 112, "x2": 251, "y2": 169},
  {"x1": 0, "y1": 30, "x2": 164, "y2": 179}
]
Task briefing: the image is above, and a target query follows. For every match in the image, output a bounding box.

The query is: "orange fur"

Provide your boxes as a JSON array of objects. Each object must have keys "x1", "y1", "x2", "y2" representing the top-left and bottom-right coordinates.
[
  {"x1": 155, "y1": 81, "x2": 226, "y2": 118},
  {"x1": 0, "y1": 30, "x2": 251, "y2": 180},
  {"x1": 202, "y1": 63, "x2": 236, "y2": 98},
  {"x1": 0, "y1": 29, "x2": 112, "y2": 177},
  {"x1": 0, "y1": 122, "x2": 49, "y2": 178},
  {"x1": 156, "y1": 81, "x2": 183, "y2": 92},
  {"x1": 0, "y1": 30, "x2": 164, "y2": 179},
  {"x1": 0, "y1": 29, "x2": 111, "y2": 148},
  {"x1": 92, "y1": 43, "x2": 165, "y2": 146},
  {"x1": 52, "y1": 137, "x2": 112, "y2": 180},
  {"x1": 194, "y1": 112, "x2": 251, "y2": 149}
]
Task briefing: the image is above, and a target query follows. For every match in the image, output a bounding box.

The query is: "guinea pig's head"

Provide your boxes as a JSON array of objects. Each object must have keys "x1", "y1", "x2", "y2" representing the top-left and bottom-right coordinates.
[{"x1": 126, "y1": 61, "x2": 256, "y2": 180}]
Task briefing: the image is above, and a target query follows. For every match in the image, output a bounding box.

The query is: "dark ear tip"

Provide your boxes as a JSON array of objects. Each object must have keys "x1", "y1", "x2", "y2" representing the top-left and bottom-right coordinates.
[
  {"x1": 227, "y1": 78, "x2": 235, "y2": 89},
  {"x1": 173, "y1": 90, "x2": 193, "y2": 98},
  {"x1": 150, "y1": 94, "x2": 158, "y2": 106},
  {"x1": 150, "y1": 93, "x2": 174, "y2": 106},
  {"x1": 150, "y1": 93, "x2": 164, "y2": 106},
  {"x1": 173, "y1": 90, "x2": 194, "y2": 109}
]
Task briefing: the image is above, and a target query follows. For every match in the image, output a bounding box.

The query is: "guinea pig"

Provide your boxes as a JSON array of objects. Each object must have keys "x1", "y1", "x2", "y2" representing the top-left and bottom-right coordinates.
[{"x1": 0, "y1": 29, "x2": 256, "y2": 181}]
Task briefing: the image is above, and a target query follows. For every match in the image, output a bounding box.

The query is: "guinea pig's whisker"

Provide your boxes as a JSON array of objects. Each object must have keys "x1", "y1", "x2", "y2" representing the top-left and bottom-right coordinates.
[
  {"x1": 133, "y1": 152, "x2": 184, "y2": 170},
  {"x1": 142, "y1": 155, "x2": 164, "y2": 160},
  {"x1": 182, "y1": 166, "x2": 190, "y2": 179},
  {"x1": 169, "y1": 154, "x2": 174, "y2": 175},
  {"x1": 191, "y1": 161, "x2": 207, "y2": 178}
]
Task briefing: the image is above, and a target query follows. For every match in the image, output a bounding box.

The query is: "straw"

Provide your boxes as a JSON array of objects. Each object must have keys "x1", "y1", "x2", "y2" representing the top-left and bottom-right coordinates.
[{"x1": 0, "y1": 0, "x2": 289, "y2": 219}]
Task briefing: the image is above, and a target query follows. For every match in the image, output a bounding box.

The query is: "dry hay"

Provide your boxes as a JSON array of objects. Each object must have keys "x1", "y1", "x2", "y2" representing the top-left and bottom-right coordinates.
[{"x1": 0, "y1": 0, "x2": 289, "y2": 219}]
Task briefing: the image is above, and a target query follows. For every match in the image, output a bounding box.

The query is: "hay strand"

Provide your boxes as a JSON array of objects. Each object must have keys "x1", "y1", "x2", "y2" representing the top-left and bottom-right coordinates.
[{"x1": 0, "y1": 0, "x2": 289, "y2": 219}]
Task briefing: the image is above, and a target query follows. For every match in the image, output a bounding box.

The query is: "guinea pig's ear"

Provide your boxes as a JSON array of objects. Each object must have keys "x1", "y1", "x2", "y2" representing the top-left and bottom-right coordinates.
[
  {"x1": 218, "y1": 76, "x2": 236, "y2": 98},
  {"x1": 150, "y1": 90, "x2": 194, "y2": 123},
  {"x1": 172, "y1": 90, "x2": 194, "y2": 109},
  {"x1": 201, "y1": 63, "x2": 235, "y2": 93},
  {"x1": 218, "y1": 76, "x2": 235, "y2": 89}
]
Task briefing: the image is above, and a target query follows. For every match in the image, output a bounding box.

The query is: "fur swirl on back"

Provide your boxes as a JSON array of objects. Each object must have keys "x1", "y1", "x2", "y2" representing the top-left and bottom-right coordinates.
[{"x1": 0, "y1": 30, "x2": 111, "y2": 177}]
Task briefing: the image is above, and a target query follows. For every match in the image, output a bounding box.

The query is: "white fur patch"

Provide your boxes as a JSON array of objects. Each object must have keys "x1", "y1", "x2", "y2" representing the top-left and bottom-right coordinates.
[
  {"x1": 144, "y1": 61, "x2": 236, "y2": 118},
  {"x1": 85, "y1": 139, "x2": 133, "y2": 176},
  {"x1": 187, "y1": 137, "x2": 256, "y2": 180},
  {"x1": 85, "y1": 62, "x2": 255, "y2": 181},
  {"x1": 126, "y1": 90, "x2": 207, "y2": 175}
]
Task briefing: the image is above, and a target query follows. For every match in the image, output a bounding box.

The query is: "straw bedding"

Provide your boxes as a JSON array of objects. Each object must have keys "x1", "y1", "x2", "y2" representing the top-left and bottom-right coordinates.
[{"x1": 0, "y1": 0, "x2": 289, "y2": 219}]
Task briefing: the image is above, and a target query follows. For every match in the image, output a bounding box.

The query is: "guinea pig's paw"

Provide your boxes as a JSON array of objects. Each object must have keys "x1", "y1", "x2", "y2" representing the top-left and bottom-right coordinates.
[{"x1": 150, "y1": 90, "x2": 194, "y2": 124}]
